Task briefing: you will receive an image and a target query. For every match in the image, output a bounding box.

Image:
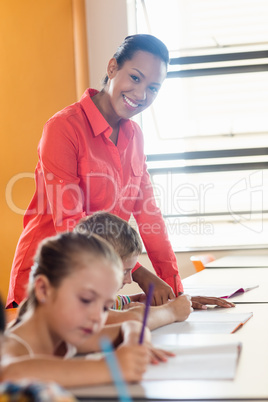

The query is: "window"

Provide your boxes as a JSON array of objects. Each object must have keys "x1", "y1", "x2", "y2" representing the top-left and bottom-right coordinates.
[{"x1": 133, "y1": 0, "x2": 268, "y2": 250}]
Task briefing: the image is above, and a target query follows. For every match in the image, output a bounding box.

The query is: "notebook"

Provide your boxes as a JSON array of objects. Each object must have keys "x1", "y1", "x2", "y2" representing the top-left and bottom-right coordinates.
[
  {"x1": 184, "y1": 284, "x2": 259, "y2": 298},
  {"x1": 143, "y1": 341, "x2": 242, "y2": 380},
  {"x1": 152, "y1": 310, "x2": 253, "y2": 335}
]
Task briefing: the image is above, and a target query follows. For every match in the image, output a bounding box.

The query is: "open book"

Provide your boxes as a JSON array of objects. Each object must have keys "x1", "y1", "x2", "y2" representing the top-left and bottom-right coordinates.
[
  {"x1": 183, "y1": 284, "x2": 259, "y2": 298},
  {"x1": 152, "y1": 310, "x2": 253, "y2": 335},
  {"x1": 143, "y1": 341, "x2": 242, "y2": 380}
]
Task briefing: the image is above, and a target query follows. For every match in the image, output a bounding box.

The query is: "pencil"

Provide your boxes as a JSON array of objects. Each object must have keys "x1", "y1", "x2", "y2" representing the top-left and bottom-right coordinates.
[
  {"x1": 100, "y1": 337, "x2": 132, "y2": 402},
  {"x1": 139, "y1": 283, "x2": 154, "y2": 344},
  {"x1": 173, "y1": 274, "x2": 178, "y2": 297}
]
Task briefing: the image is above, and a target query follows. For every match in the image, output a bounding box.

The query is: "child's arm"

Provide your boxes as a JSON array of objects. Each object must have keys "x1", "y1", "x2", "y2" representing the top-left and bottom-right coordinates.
[
  {"x1": 76, "y1": 320, "x2": 148, "y2": 353},
  {"x1": 105, "y1": 308, "x2": 144, "y2": 326},
  {"x1": 2, "y1": 344, "x2": 150, "y2": 387},
  {"x1": 77, "y1": 320, "x2": 173, "y2": 365},
  {"x1": 105, "y1": 294, "x2": 192, "y2": 330},
  {"x1": 147, "y1": 294, "x2": 192, "y2": 330}
]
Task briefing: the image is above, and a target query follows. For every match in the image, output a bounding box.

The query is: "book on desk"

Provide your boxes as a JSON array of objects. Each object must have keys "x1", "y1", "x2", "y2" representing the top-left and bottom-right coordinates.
[
  {"x1": 152, "y1": 310, "x2": 253, "y2": 335},
  {"x1": 144, "y1": 341, "x2": 242, "y2": 381},
  {"x1": 183, "y1": 284, "x2": 259, "y2": 298}
]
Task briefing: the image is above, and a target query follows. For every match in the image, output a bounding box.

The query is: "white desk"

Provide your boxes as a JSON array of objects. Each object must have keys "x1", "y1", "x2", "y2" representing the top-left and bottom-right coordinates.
[
  {"x1": 182, "y1": 267, "x2": 268, "y2": 303},
  {"x1": 72, "y1": 303, "x2": 268, "y2": 401},
  {"x1": 205, "y1": 255, "x2": 268, "y2": 268}
]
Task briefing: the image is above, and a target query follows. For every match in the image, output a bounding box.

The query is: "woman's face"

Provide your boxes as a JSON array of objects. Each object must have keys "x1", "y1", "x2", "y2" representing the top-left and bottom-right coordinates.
[{"x1": 107, "y1": 50, "x2": 167, "y2": 120}]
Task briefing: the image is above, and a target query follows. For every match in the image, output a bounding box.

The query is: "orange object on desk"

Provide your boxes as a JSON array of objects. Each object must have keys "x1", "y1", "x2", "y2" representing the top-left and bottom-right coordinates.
[{"x1": 190, "y1": 254, "x2": 215, "y2": 272}]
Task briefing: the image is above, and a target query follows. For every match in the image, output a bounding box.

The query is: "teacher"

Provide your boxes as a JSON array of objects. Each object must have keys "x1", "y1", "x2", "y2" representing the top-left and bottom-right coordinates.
[{"x1": 7, "y1": 34, "x2": 183, "y2": 308}]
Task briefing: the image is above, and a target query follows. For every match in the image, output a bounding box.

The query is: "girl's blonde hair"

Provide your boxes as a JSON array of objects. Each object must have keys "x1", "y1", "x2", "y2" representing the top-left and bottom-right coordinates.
[
  {"x1": 75, "y1": 212, "x2": 143, "y2": 259},
  {"x1": 16, "y1": 231, "x2": 123, "y2": 323}
]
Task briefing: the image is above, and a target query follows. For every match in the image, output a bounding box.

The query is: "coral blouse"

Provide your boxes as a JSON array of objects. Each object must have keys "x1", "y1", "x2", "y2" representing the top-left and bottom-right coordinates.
[{"x1": 7, "y1": 88, "x2": 183, "y2": 307}]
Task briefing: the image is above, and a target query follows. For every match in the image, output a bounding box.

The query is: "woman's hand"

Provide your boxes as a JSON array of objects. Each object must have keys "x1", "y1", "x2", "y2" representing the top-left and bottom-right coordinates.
[
  {"x1": 132, "y1": 266, "x2": 175, "y2": 305},
  {"x1": 191, "y1": 296, "x2": 235, "y2": 309}
]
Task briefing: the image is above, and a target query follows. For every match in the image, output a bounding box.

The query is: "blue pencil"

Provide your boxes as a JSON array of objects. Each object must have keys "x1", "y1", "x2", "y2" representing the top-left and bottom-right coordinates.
[
  {"x1": 100, "y1": 337, "x2": 132, "y2": 402},
  {"x1": 139, "y1": 283, "x2": 154, "y2": 344}
]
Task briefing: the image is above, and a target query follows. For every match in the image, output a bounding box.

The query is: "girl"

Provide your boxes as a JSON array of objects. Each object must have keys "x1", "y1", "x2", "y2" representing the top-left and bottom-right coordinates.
[
  {"x1": 7, "y1": 34, "x2": 182, "y2": 309},
  {"x1": 2, "y1": 232, "x2": 171, "y2": 388},
  {"x1": 75, "y1": 212, "x2": 234, "y2": 330}
]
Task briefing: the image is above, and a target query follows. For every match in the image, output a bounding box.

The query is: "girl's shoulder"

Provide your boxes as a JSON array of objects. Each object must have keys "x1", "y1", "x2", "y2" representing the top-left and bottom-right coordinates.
[{"x1": 2, "y1": 331, "x2": 34, "y2": 361}]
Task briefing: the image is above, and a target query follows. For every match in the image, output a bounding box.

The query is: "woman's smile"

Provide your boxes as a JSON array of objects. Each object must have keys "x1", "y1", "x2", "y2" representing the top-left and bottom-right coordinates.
[{"x1": 122, "y1": 94, "x2": 143, "y2": 110}]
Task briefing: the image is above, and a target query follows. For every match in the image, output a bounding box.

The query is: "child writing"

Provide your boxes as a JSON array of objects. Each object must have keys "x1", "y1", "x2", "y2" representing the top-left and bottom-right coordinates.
[
  {"x1": 2, "y1": 232, "x2": 172, "y2": 388},
  {"x1": 75, "y1": 212, "x2": 234, "y2": 330}
]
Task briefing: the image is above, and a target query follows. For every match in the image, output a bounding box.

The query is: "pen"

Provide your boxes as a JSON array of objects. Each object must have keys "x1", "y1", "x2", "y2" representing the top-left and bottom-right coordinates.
[
  {"x1": 173, "y1": 274, "x2": 178, "y2": 297},
  {"x1": 100, "y1": 337, "x2": 132, "y2": 402},
  {"x1": 139, "y1": 283, "x2": 154, "y2": 344}
]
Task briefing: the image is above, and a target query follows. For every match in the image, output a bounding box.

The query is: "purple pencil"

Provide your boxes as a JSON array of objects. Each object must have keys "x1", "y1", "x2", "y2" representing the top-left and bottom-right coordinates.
[{"x1": 139, "y1": 283, "x2": 154, "y2": 344}]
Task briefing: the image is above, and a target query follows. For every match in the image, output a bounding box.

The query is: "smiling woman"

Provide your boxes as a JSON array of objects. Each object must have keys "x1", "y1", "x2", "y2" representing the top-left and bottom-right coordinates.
[{"x1": 6, "y1": 34, "x2": 184, "y2": 310}]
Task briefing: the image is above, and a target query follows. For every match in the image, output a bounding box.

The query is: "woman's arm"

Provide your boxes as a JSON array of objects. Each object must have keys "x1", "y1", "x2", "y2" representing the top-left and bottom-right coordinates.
[
  {"x1": 39, "y1": 117, "x2": 86, "y2": 232},
  {"x1": 131, "y1": 148, "x2": 183, "y2": 302}
]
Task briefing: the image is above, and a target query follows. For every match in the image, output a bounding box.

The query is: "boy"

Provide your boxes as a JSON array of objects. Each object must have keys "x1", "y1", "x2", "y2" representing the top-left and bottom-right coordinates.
[{"x1": 75, "y1": 212, "x2": 234, "y2": 330}]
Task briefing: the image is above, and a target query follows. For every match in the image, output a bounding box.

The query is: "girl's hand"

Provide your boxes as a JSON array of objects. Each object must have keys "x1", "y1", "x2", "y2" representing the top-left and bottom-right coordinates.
[
  {"x1": 191, "y1": 296, "x2": 235, "y2": 309},
  {"x1": 115, "y1": 344, "x2": 150, "y2": 382},
  {"x1": 147, "y1": 345, "x2": 175, "y2": 365},
  {"x1": 168, "y1": 294, "x2": 193, "y2": 322}
]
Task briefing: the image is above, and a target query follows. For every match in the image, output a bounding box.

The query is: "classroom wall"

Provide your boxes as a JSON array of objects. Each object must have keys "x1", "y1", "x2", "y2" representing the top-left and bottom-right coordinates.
[
  {"x1": 85, "y1": 0, "x2": 129, "y2": 89},
  {"x1": 0, "y1": 0, "x2": 77, "y2": 302}
]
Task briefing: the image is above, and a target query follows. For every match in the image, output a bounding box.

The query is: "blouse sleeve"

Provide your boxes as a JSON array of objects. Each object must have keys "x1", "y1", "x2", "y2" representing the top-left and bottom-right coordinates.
[
  {"x1": 132, "y1": 158, "x2": 184, "y2": 293},
  {"x1": 38, "y1": 115, "x2": 86, "y2": 232}
]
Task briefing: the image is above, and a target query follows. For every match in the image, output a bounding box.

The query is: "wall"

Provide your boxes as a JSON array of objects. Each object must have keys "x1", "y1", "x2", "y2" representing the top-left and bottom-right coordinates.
[
  {"x1": 85, "y1": 0, "x2": 128, "y2": 89},
  {"x1": 0, "y1": 0, "x2": 77, "y2": 302}
]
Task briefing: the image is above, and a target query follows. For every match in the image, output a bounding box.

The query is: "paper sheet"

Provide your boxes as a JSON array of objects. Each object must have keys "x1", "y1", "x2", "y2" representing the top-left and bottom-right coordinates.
[
  {"x1": 143, "y1": 342, "x2": 242, "y2": 380},
  {"x1": 183, "y1": 284, "x2": 259, "y2": 298},
  {"x1": 152, "y1": 311, "x2": 253, "y2": 335}
]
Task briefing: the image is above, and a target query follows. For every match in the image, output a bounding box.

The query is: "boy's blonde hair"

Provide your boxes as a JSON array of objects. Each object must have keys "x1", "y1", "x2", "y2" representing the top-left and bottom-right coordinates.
[{"x1": 75, "y1": 212, "x2": 143, "y2": 259}]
